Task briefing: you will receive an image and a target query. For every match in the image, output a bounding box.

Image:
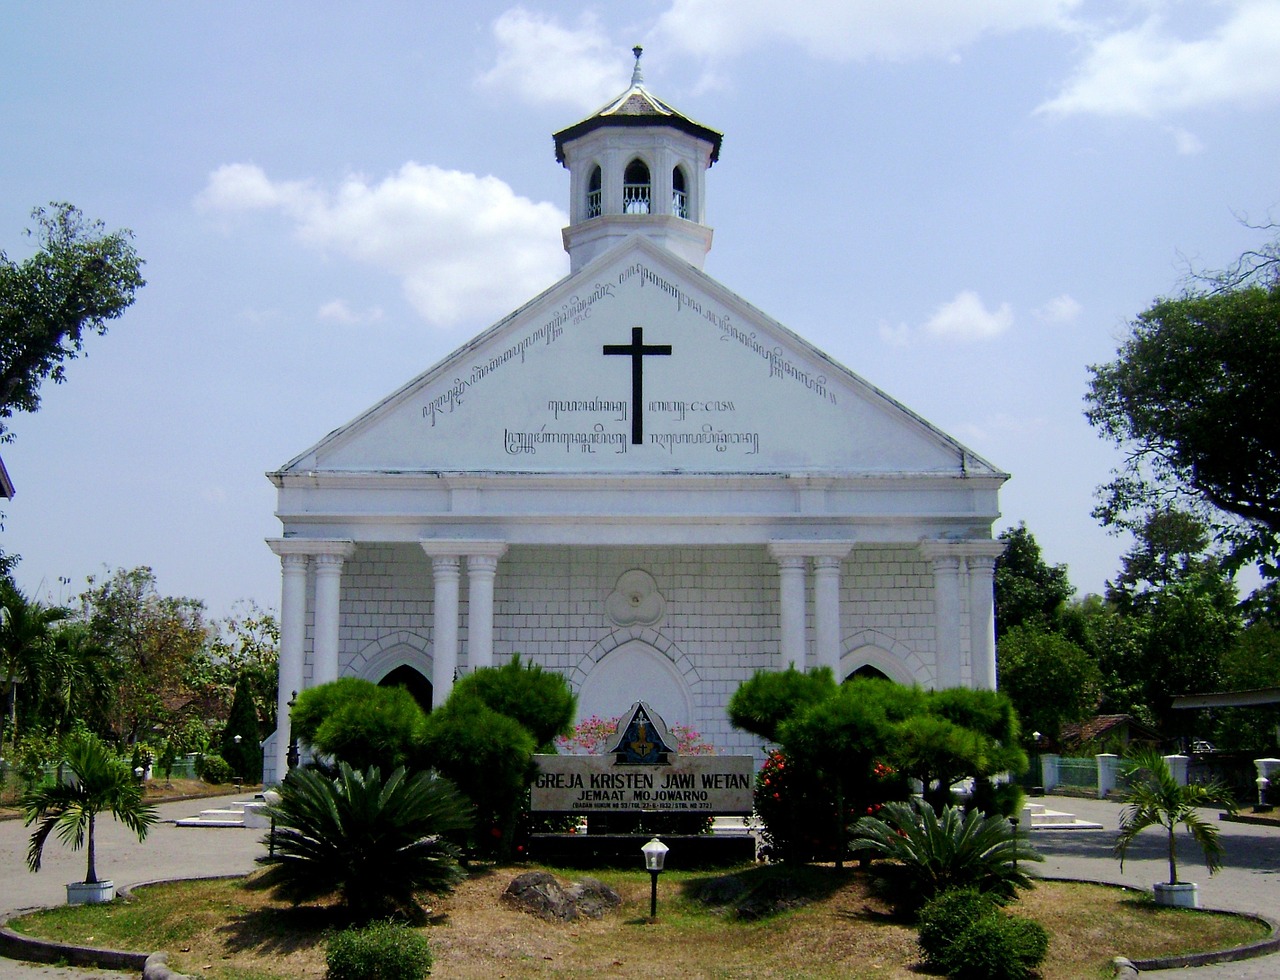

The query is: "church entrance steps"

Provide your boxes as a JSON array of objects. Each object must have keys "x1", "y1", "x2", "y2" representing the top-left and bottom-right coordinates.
[
  {"x1": 1024, "y1": 802, "x2": 1103, "y2": 831},
  {"x1": 174, "y1": 797, "x2": 270, "y2": 829}
]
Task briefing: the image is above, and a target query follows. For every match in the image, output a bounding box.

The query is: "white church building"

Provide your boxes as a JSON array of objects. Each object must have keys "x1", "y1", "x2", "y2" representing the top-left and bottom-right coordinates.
[{"x1": 263, "y1": 54, "x2": 1007, "y2": 783}]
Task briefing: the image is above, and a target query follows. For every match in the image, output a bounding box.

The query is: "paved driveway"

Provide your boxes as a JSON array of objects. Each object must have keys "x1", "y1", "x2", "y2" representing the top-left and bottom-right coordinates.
[
  {"x1": 1032, "y1": 795, "x2": 1280, "y2": 978},
  {"x1": 1, "y1": 792, "x2": 1277, "y2": 977},
  {"x1": 0, "y1": 793, "x2": 263, "y2": 979}
]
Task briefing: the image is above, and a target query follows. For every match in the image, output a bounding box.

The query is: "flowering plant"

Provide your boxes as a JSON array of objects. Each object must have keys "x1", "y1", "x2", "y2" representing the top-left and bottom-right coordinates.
[
  {"x1": 555, "y1": 715, "x2": 716, "y2": 756},
  {"x1": 753, "y1": 750, "x2": 908, "y2": 863}
]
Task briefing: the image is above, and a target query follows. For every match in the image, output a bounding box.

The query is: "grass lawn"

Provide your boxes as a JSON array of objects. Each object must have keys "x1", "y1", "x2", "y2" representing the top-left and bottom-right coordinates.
[{"x1": 9, "y1": 866, "x2": 1268, "y2": 980}]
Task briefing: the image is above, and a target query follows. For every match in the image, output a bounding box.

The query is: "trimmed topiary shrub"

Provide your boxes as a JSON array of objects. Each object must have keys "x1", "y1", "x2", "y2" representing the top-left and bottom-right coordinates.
[
  {"x1": 197, "y1": 753, "x2": 233, "y2": 785},
  {"x1": 325, "y1": 920, "x2": 433, "y2": 979},
  {"x1": 916, "y1": 888, "x2": 1001, "y2": 970},
  {"x1": 946, "y1": 913, "x2": 1049, "y2": 980}
]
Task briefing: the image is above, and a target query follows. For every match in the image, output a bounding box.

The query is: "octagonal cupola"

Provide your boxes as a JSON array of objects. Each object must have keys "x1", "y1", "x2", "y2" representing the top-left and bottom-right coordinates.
[{"x1": 554, "y1": 47, "x2": 722, "y2": 273}]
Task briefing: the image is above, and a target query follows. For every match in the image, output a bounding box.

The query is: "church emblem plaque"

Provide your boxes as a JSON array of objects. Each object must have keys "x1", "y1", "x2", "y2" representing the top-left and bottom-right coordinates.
[{"x1": 531, "y1": 701, "x2": 754, "y2": 815}]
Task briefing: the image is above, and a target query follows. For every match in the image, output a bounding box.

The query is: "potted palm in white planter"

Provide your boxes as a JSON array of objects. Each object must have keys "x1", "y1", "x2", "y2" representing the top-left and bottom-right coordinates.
[
  {"x1": 1114, "y1": 747, "x2": 1235, "y2": 908},
  {"x1": 22, "y1": 733, "x2": 159, "y2": 904}
]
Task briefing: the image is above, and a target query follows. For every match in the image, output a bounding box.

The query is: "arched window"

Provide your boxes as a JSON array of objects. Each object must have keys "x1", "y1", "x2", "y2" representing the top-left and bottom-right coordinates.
[
  {"x1": 623, "y1": 159, "x2": 651, "y2": 214},
  {"x1": 672, "y1": 166, "x2": 688, "y2": 219},
  {"x1": 586, "y1": 165, "x2": 602, "y2": 219}
]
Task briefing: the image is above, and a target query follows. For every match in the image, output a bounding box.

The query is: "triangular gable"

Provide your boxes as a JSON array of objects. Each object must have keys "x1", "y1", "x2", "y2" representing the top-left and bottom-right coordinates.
[{"x1": 277, "y1": 237, "x2": 1003, "y2": 479}]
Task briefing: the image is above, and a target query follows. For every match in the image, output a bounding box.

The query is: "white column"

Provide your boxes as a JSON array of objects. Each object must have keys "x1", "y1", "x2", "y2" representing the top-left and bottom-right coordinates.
[
  {"x1": 813, "y1": 554, "x2": 845, "y2": 678},
  {"x1": 767, "y1": 545, "x2": 809, "y2": 671},
  {"x1": 930, "y1": 552, "x2": 963, "y2": 689},
  {"x1": 465, "y1": 545, "x2": 506, "y2": 672},
  {"x1": 273, "y1": 549, "x2": 308, "y2": 782},
  {"x1": 966, "y1": 553, "x2": 999, "y2": 690},
  {"x1": 312, "y1": 553, "x2": 347, "y2": 687},
  {"x1": 430, "y1": 555, "x2": 461, "y2": 706}
]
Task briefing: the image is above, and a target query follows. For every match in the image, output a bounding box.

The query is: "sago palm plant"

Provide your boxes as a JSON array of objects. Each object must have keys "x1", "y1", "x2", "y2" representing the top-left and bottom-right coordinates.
[
  {"x1": 23, "y1": 732, "x2": 158, "y2": 884},
  {"x1": 1114, "y1": 747, "x2": 1235, "y2": 886},
  {"x1": 849, "y1": 798, "x2": 1041, "y2": 910},
  {"x1": 257, "y1": 763, "x2": 474, "y2": 923}
]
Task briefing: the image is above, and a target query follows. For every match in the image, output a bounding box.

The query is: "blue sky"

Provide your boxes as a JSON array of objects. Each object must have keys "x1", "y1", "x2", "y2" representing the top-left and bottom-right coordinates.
[{"x1": 3, "y1": 1, "x2": 1278, "y2": 617}]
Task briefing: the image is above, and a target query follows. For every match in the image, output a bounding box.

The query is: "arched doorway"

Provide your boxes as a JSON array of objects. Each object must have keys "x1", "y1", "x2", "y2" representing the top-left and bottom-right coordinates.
[
  {"x1": 577, "y1": 639, "x2": 693, "y2": 729},
  {"x1": 846, "y1": 664, "x2": 890, "y2": 683},
  {"x1": 378, "y1": 664, "x2": 433, "y2": 714}
]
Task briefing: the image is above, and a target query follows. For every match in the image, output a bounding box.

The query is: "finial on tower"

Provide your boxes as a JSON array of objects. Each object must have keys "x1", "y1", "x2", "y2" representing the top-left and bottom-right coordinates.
[{"x1": 631, "y1": 45, "x2": 644, "y2": 86}]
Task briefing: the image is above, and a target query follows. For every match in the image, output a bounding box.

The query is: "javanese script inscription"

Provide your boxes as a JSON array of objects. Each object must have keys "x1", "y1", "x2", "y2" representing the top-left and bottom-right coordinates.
[
  {"x1": 617, "y1": 261, "x2": 837, "y2": 406},
  {"x1": 420, "y1": 284, "x2": 615, "y2": 426}
]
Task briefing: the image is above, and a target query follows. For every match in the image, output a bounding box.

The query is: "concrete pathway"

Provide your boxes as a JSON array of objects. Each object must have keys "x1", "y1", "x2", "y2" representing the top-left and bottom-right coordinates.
[
  {"x1": 1032, "y1": 795, "x2": 1280, "y2": 978},
  {"x1": 0, "y1": 792, "x2": 1276, "y2": 976},
  {"x1": 0, "y1": 793, "x2": 264, "y2": 979}
]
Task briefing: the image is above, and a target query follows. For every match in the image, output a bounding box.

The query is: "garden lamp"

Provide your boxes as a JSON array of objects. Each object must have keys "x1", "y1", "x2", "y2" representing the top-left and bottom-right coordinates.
[{"x1": 642, "y1": 837, "x2": 669, "y2": 918}]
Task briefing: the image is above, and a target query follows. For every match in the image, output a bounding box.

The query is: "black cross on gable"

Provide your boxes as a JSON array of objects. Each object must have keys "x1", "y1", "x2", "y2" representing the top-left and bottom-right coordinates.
[{"x1": 603, "y1": 325, "x2": 671, "y2": 444}]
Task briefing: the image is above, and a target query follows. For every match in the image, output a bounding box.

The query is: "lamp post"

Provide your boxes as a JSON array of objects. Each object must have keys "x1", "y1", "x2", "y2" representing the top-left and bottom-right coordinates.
[
  {"x1": 285, "y1": 691, "x2": 300, "y2": 772},
  {"x1": 1009, "y1": 817, "x2": 1020, "y2": 874},
  {"x1": 641, "y1": 837, "x2": 669, "y2": 919}
]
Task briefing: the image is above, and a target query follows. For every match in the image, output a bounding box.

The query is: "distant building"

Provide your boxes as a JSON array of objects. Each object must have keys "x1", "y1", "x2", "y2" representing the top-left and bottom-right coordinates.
[
  {"x1": 0, "y1": 455, "x2": 13, "y2": 500},
  {"x1": 262, "y1": 53, "x2": 1008, "y2": 783}
]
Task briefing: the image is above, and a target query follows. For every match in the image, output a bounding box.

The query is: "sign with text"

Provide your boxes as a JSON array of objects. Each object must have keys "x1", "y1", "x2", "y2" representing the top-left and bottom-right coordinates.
[{"x1": 531, "y1": 754, "x2": 754, "y2": 814}]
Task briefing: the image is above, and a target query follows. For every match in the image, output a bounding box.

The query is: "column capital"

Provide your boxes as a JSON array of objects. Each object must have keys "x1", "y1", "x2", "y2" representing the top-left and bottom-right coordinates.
[
  {"x1": 421, "y1": 539, "x2": 508, "y2": 559},
  {"x1": 768, "y1": 540, "x2": 853, "y2": 561},
  {"x1": 429, "y1": 554, "x2": 462, "y2": 576},
  {"x1": 466, "y1": 553, "x2": 501, "y2": 574},
  {"x1": 268, "y1": 538, "x2": 356, "y2": 560},
  {"x1": 918, "y1": 539, "x2": 1003, "y2": 562}
]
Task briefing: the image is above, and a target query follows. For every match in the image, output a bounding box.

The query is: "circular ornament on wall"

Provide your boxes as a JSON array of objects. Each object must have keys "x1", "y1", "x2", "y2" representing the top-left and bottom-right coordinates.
[{"x1": 606, "y1": 569, "x2": 665, "y2": 627}]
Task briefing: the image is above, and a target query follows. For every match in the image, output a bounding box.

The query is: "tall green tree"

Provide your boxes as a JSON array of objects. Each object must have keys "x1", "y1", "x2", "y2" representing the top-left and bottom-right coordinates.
[
  {"x1": 0, "y1": 577, "x2": 70, "y2": 747},
  {"x1": 1105, "y1": 509, "x2": 1240, "y2": 734},
  {"x1": 77, "y1": 567, "x2": 209, "y2": 744},
  {"x1": 996, "y1": 623, "x2": 1101, "y2": 743},
  {"x1": 0, "y1": 203, "x2": 145, "y2": 442},
  {"x1": 1214, "y1": 623, "x2": 1280, "y2": 753},
  {"x1": 994, "y1": 523, "x2": 1073, "y2": 636},
  {"x1": 220, "y1": 674, "x2": 263, "y2": 783},
  {"x1": 1085, "y1": 254, "x2": 1280, "y2": 580}
]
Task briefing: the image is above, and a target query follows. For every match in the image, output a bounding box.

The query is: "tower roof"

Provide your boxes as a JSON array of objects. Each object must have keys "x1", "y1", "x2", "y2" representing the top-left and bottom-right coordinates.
[{"x1": 553, "y1": 47, "x2": 722, "y2": 166}]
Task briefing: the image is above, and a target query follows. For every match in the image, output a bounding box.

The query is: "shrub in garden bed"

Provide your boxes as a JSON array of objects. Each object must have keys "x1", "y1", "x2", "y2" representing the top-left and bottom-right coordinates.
[
  {"x1": 325, "y1": 920, "x2": 433, "y2": 980},
  {"x1": 916, "y1": 886, "x2": 1048, "y2": 980}
]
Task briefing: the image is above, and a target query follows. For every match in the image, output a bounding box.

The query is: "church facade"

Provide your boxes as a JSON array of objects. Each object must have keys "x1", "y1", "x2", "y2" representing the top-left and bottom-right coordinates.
[{"x1": 263, "y1": 57, "x2": 1007, "y2": 783}]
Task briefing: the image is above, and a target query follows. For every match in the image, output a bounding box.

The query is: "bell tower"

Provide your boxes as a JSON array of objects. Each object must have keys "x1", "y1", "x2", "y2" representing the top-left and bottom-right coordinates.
[{"x1": 554, "y1": 47, "x2": 723, "y2": 273}]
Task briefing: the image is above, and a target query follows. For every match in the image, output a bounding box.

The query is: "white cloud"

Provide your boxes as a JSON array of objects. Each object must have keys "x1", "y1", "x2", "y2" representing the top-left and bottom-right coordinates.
[
  {"x1": 1032, "y1": 293, "x2": 1081, "y2": 324},
  {"x1": 877, "y1": 320, "x2": 912, "y2": 347},
  {"x1": 922, "y1": 290, "x2": 1013, "y2": 341},
  {"x1": 198, "y1": 162, "x2": 568, "y2": 329},
  {"x1": 1038, "y1": 1, "x2": 1280, "y2": 117},
  {"x1": 1168, "y1": 126, "x2": 1205, "y2": 155},
  {"x1": 655, "y1": 0, "x2": 1080, "y2": 62},
  {"x1": 477, "y1": 8, "x2": 630, "y2": 110},
  {"x1": 318, "y1": 299, "x2": 385, "y2": 326}
]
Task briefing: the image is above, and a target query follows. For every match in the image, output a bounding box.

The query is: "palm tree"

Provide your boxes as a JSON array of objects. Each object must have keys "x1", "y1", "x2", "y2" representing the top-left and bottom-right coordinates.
[
  {"x1": 23, "y1": 732, "x2": 158, "y2": 885},
  {"x1": 1114, "y1": 747, "x2": 1236, "y2": 886},
  {"x1": 257, "y1": 763, "x2": 474, "y2": 923},
  {"x1": 0, "y1": 577, "x2": 70, "y2": 747}
]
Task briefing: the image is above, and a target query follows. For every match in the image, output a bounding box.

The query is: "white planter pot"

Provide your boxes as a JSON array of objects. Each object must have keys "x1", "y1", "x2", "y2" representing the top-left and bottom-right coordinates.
[
  {"x1": 66, "y1": 879, "x2": 115, "y2": 905},
  {"x1": 1153, "y1": 882, "x2": 1199, "y2": 908}
]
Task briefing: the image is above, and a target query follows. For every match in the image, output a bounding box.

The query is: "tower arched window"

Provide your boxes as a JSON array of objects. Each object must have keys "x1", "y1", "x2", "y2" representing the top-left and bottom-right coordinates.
[
  {"x1": 623, "y1": 159, "x2": 651, "y2": 214},
  {"x1": 672, "y1": 166, "x2": 688, "y2": 219},
  {"x1": 586, "y1": 165, "x2": 602, "y2": 219}
]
